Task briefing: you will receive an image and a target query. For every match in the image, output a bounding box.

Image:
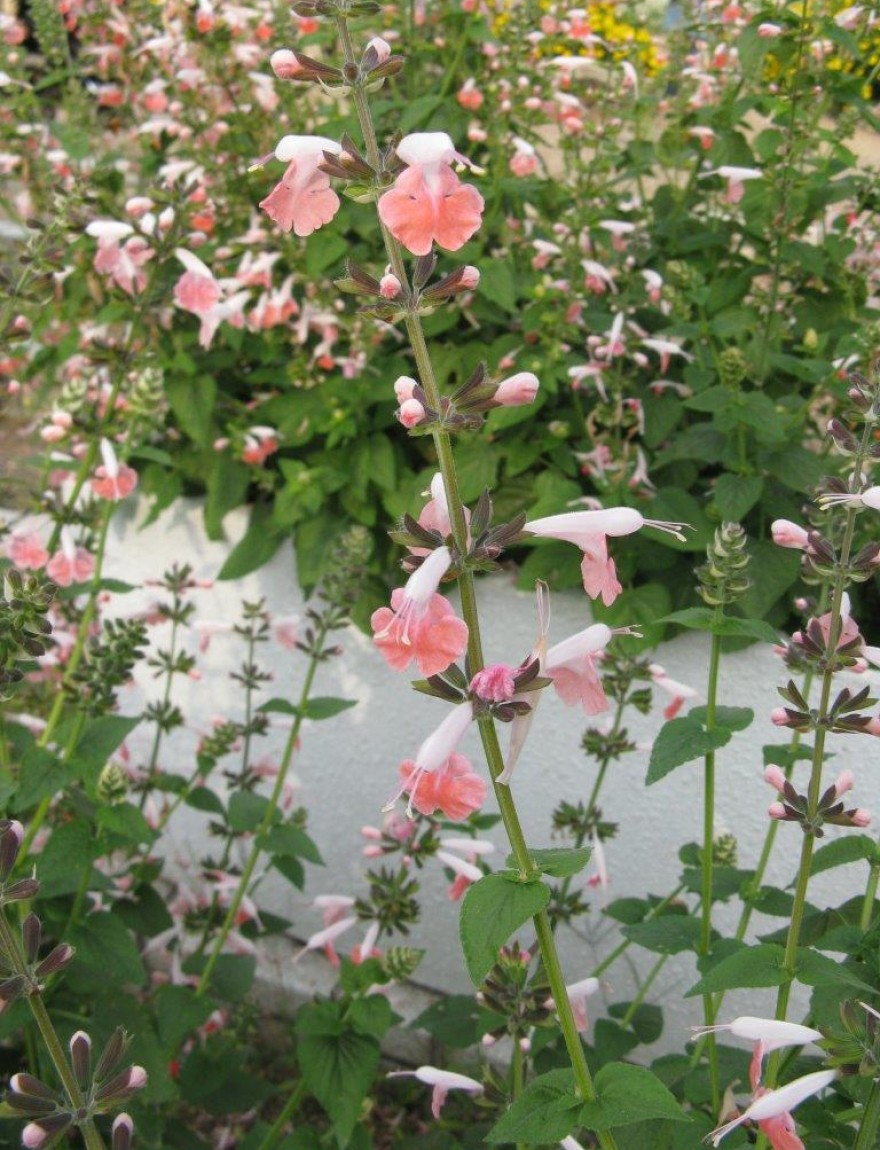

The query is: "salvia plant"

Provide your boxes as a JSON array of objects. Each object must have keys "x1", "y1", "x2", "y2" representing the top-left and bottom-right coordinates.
[{"x1": 0, "y1": 0, "x2": 878, "y2": 1149}]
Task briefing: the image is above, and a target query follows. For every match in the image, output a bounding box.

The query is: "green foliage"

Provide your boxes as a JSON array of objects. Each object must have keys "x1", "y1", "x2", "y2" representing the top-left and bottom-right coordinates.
[{"x1": 459, "y1": 873, "x2": 551, "y2": 984}]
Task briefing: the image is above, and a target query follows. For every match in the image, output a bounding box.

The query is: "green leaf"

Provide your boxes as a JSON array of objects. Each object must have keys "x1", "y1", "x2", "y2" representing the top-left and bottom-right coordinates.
[
  {"x1": 156, "y1": 985, "x2": 217, "y2": 1050},
  {"x1": 260, "y1": 824, "x2": 323, "y2": 865},
  {"x1": 579, "y1": 1063, "x2": 685, "y2": 1129},
  {"x1": 204, "y1": 455, "x2": 250, "y2": 540},
  {"x1": 811, "y1": 835, "x2": 878, "y2": 876},
  {"x1": 186, "y1": 786, "x2": 225, "y2": 815},
  {"x1": 182, "y1": 954, "x2": 256, "y2": 1001},
  {"x1": 504, "y1": 846, "x2": 592, "y2": 879},
  {"x1": 409, "y1": 995, "x2": 501, "y2": 1049},
  {"x1": 96, "y1": 802, "x2": 155, "y2": 848},
  {"x1": 218, "y1": 504, "x2": 285, "y2": 581},
  {"x1": 689, "y1": 706, "x2": 754, "y2": 732},
  {"x1": 795, "y1": 948, "x2": 874, "y2": 993},
  {"x1": 227, "y1": 791, "x2": 270, "y2": 832},
  {"x1": 485, "y1": 1069, "x2": 580, "y2": 1144},
  {"x1": 623, "y1": 916, "x2": 702, "y2": 955},
  {"x1": 478, "y1": 262, "x2": 518, "y2": 314},
  {"x1": 304, "y1": 696, "x2": 358, "y2": 720},
  {"x1": 646, "y1": 718, "x2": 732, "y2": 785},
  {"x1": 711, "y1": 474, "x2": 763, "y2": 521},
  {"x1": 661, "y1": 608, "x2": 779, "y2": 643},
  {"x1": 166, "y1": 374, "x2": 216, "y2": 447},
  {"x1": 12, "y1": 745, "x2": 78, "y2": 811},
  {"x1": 68, "y1": 716, "x2": 142, "y2": 787},
  {"x1": 36, "y1": 821, "x2": 99, "y2": 898},
  {"x1": 67, "y1": 912, "x2": 146, "y2": 990},
  {"x1": 687, "y1": 943, "x2": 788, "y2": 996},
  {"x1": 459, "y1": 873, "x2": 550, "y2": 984},
  {"x1": 295, "y1": 999, "x2": 380, "y2": 1144}
]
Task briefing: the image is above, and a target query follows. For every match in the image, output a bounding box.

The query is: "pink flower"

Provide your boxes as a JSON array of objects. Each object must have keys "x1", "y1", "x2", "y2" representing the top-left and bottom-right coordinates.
[
  {"x1": 526, "y1": 508, "x2": 687, "y2": 605},
  {"x1": 386, "y1": 703, "x2": 485, "y2": 821},
  {"x1": 509, "y1": 137, "x2": 538, "y2": 177},
  {"x1": 259, "y1": 135, "x2": 341, "y2": 237},
  {"x1": 91, "y1": 439, "x2": 138, "y2": 502},
  {"x1": 371, "y1": 547, "x2": 468, "y2": 676},
  {"x1": 378, "y1": 132, "x2": 484, "y2": 256},
  {"x1": 46, "y1": 527, "x2": 94, "y2": 587},
  {"x1": 241, "y1": 426, "x2": 280, "y2": 465},
  {"x1": 173, "y1": 249, "x2": 221, "y2": 314},
  {"x1": 397, "y1": 397, "x2": 427, "y2": 428},
  {"x1": 649, "y1": 663, "x2": 698, "y2": 719},
  {"x1": 7, "y1": 532, "x2": 49, "y2": 570},
  {"x1": 387, "y1": 1066, "x2": 483, "y2": 1119},
  {"x1": 545, "y1": 624, "x2": 613, "y2": 714},
  {"x1": 546, "y1": 976, "x2": 600, "y2": 1033},
  {"x1": 708, "y1": 1070, "x2": 837, "y2": 1146}
]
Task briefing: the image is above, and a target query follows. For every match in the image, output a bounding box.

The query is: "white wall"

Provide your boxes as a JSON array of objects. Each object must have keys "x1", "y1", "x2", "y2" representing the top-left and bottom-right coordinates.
[{"x1": 103, "y1": 500, "x2": 875, "y2": 1055}]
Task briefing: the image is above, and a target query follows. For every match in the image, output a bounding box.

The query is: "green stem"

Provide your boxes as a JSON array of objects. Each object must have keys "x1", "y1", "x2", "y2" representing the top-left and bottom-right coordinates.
[
  {"x1": 19, "y1": 506, "x2": 115, "y2": 861},
  {"x1": 620, "y1": 954, "x2": 667, "y2": 1028},
  {"x1": 195, "y1": 619, "x2": 329, "y2": 997},
  {"x1": 511, "y1": 1041, "x2": 526, "y2": 1150},
  {"x1": 700, "y1": 623, "x2": 723, "y2": 1116},
  {"x1": 854, "y1": 1077, "x2": 880, "y2": 1150},
  {"x1": 336, "y1": 21, "x2": 618, "y2": 1147},
  {"x1": 591, "y1": 884, "x2": 686, "y2": 979},
  {"x1": 256, "y1": 1080, "x2": 307, "y2": 1150},
  {"x1": 861, "y1": 864, "x2": 879, "y2": 933},
  {"x1": 766, "y1": 426, "x2": 869, "y2": 1087}
]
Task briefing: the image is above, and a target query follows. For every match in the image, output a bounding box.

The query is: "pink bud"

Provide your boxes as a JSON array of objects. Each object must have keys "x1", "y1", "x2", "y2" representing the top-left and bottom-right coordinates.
[
  {"x1": 460, "y1": 265, "x2": 480, "y2": 289},
  {"x1": 771, "y1": 519, "x2": 809, "y2": 550},
  {"x1": 763, "y1": 764, "x2": 787, "y2": 792},
  {"x1": 397, "y1": 398, "x2": 426, "y2": 428},
  {"x1": 852, "y1": 809, "x2": 871, "y2": 827},
  {"x1": 494, "y1": 371, "x2": 540, "y2": 407},
  {"x1": 768, "y1": 802, "x2": 788, "y2": 820},
  {"x1": 379, "y1": 273, "x2": 402, "y2": 299},
  {"x1": 393, "y1": 375, "x2": 418, "y2": 403},
  {"x1": 771, "y1": 708, "x2": 794, "y2": 727},
  {"x1": 470, "y1": 663, "x2": 517, "y2": 703},
  {"x1": 127, "y1": 1066, "x2": 148, "y2": 1090},
  {"x1": 833, "y1": 769, "x2": 855, "y2": 798},
  {"x1": 271, "y1": 49, "x2": 303, "y2": 79},
  {"x1": 366, "y1": 36, "x2": 391, "y2": 63},
  {"x1": 758, "y1": 21, "x2": 783, "y2": 35},
  {"x1": 22, "y1": 1125, "x2": 47, "y2": 1150}
]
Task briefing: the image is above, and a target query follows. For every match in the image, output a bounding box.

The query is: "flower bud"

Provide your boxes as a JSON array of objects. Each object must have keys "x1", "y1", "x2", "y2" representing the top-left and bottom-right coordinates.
[
  {"x1": 270, "y1": 49, "x2": 303, "y2": 79},
  {"x1": 393, "y1": 375, "x2": 418, "y2": 403},
  {"x1": 397, "y1": 398, "x2": 427, "y2": 429},
  {"x1": 112, "y1": 1114, "x2": 134, "y2": 1150},
  {"x1": 493, "y1": 372, "x2": 539, "y2": 407},
  {"x1": 22, "y1": 913, "x2": 41, "y2": 964},
  {"x1": 69, "y1": 1031, "x2": 92, "y2": 1090},
  {"x1": 94, "y1": 1027, "x2": 129, "y2": 1082},
  {"x1": 0, "y1": 820, "x2": 24, "y2": 880},
  {"x1": 379, "y1": 273, "x2": 402, "y2": 299},
  {"x1": 763, "y1": 764, "x2": 787, "y2": 792},
  {"x1": 34, "y1": 943, "x2": 74, "y2": 978}
]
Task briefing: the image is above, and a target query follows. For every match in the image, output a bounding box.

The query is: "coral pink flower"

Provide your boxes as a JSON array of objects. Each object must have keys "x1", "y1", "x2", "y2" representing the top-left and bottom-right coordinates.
[
  {"x1": 526, "y1": 508, "x2": 687, "y2": 606},
  {"x1": 387, "y1": 1066, "x2": 483, "y2": 1119},
  {"x1": 545, "y1": 624, "x2": 613, "y2": 714},
  {"x1": 378, "y1": 132, "x2": 484, "y2": 256},
  {"x1": 708, "y1": 1070, "x2": 837, "y2": 1146},
  {"x1": 259, "y1": 135, "x2": 341, "y2": 237},
  {"x1": 46, "y1": 527, "x2": 94, "y2": 587},
  {"x1": 173, "y1": 249, "x2": 221, "y2": 314},
  {"x1": 509, "y1": 137, "x2": 538, "y2": 177},
  {"x1": 241, "y1": 426, "x2": 280, "y2": 465},
  {"x1": 371, "y1": 547, "x2": 468, "y2": 676},
  {"x1": 649, "y1": 663, "x2": 698, "y2": 719},
  {"x1": 91, "y1": 439, "x2": 138, "y2": 502},
  {"x1": 7, "y1": 532, "x2": 49, "y2": 570},
  {"x1": 388, "y1": 703, "x2": 485, "y2": 821}
]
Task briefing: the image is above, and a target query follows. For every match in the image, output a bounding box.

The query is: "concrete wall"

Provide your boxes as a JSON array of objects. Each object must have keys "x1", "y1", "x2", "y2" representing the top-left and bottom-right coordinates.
[{"x1": 103, "y1": 499, "x2": 875, "y2": 1056}]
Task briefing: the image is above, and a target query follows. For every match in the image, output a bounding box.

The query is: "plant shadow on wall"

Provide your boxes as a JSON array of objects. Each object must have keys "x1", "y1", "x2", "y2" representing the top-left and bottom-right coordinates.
[{"x1": 0, "y1": 0, "x2": 880, "y2": 1149}]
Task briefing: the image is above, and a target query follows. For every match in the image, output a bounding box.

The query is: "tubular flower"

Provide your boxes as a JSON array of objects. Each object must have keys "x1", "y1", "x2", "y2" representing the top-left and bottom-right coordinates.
[
  {"x1": 259, "y1": 135, "x2": 342, "y2": 237},
  {"x1": 526, "y1": 508, "x2": 687, "y2": 606},
  {"x1": 46, "y1": 527, "x2": 94, "y2": 588},
  {"x1": 708, "y1": 1070, "x2": 838, "y2": 1147},
  {"x1": 378, "y1": 132, "x2": 484, "y2": 255},
  {"x1": 91, "y1": 439, "x2": 138, "y2": 501},
  {"x1": 371, "y1": 547, "x2": 468, "y2": 676},
  {"x1": 386, "y1": 703, "x2": 485, "y2": 821},
  {"x1": 545, "y1": 624, "x2": 613, "y2": 714},
  {"x1": 387, "y1": 1066, "x2": 483, "y2": 1119}
]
